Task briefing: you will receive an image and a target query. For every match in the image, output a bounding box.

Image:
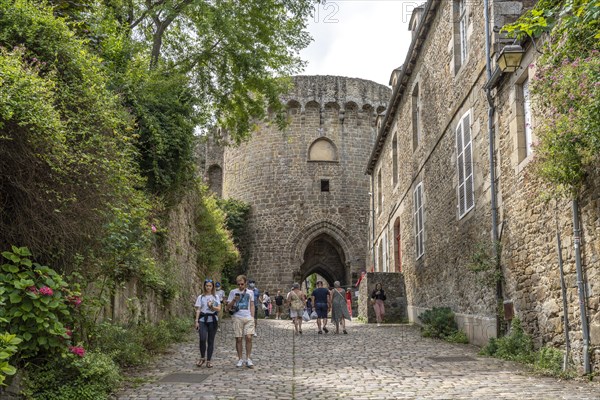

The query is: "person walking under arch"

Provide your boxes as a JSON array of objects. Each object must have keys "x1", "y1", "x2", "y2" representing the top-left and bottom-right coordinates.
[
  {"x1": 311, "y1": 280, "x2": 331, "y2": 334},
  {"x1": 287, "y1": 282, "x2": 306, "y2": 334},
  {"x1": 227, "y1": 275, "x2": 256, "y2": 368},
  {"x1": 330, "y1": 281, "x2": 350, "y2": 334},
  {"x1": 274, "y1": 290, "x2": 284, "y2": 319},
  {"x1": 371, "y1": 283, "x2": 387, "y2": 327},
  {"x1": 194, "y1": 279, "x2": 221, "y2": 368}
]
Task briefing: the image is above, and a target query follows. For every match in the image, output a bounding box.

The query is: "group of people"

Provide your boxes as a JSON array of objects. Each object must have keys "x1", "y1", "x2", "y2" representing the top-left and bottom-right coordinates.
[{"x1": 193, "y1": 275, "x2": 387, "y2": 369}]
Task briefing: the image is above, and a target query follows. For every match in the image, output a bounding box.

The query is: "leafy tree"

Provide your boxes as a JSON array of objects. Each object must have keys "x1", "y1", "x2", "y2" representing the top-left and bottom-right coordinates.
[
  {"x1": 0, "y1": 0, "x2": 145, "y2": 268},
  {"x1": 109, "y1": 0, "x2": 317, "y2": 143}
]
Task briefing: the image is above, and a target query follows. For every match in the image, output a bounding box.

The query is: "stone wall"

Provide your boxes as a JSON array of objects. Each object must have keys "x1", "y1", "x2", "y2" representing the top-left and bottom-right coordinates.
[
  {"x1": 369, "y1": 0, "x2": 599, "y2": 370},
  {"x1": 369, "y1": 0, "x2": 499, "y2": 342},
  {"x1": 102, "y1": 191, "x2": 203, "y2": 325},
  {"x1": 494, "y1": 44, "x2": 600, "y2": 371},
  {"x1": 358, "y1": 272, "x2": 407, "y2": 323},
  {"x1": 216, "y1": 75, "x2": 390, "y2": 293}
]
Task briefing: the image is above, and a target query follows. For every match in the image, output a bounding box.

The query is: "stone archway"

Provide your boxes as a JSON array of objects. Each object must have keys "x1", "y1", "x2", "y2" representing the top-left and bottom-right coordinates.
[{"x1": 296, "y1": 233, "x2": 347, "y2": 287}]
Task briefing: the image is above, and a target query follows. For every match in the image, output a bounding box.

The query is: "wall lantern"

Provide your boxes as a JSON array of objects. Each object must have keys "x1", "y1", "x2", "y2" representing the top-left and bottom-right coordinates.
[
  {"x1": 484, "y1": 44, "x2": 526, "y2": 91},
  {"x1": 496, "y1": 44, "x2": 524, "y2": 72}
]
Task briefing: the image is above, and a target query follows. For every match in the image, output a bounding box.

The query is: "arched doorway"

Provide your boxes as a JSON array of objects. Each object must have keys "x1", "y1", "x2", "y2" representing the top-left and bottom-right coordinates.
[{"x1": 297, "y1": 233, "x2": 347, "y2": 287}]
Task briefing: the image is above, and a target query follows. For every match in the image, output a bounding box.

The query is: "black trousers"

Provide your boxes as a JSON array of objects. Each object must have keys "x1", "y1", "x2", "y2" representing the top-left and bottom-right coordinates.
[{"x1": 199, "y1": 320, "x2": 218, "y2": 361}]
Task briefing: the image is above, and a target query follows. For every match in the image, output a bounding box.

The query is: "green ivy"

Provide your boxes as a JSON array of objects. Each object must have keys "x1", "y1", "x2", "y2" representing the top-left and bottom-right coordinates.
[
  {"x1": 192, "y1": 184, "x2": 240, "y2": 279},
  {"x1": 217, "y1": 198, "x2": 251, "y2": 284},
  {"x1": 502, "y1": 0, "x2": 600, "y2": 198}
]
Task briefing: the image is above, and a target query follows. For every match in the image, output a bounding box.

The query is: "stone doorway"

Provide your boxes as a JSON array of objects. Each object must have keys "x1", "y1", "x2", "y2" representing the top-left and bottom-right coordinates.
[{"x1": 296, "y1": 233, "x2": 347, "y2": 287}]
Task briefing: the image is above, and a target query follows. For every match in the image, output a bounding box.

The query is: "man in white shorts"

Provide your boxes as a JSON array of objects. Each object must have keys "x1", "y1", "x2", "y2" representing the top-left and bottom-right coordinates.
[{"x1": 227, "y1": 274, "x2": 255, "y2": 368}]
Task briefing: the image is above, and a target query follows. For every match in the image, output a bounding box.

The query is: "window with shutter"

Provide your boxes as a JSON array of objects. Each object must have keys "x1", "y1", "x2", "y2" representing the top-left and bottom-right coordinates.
[
  {"x1": 413, "y1": 182, "x2": 424, "y2": 259},
  {"x1": 456, "y1": 111, "x2": 474, "y2": 218}
]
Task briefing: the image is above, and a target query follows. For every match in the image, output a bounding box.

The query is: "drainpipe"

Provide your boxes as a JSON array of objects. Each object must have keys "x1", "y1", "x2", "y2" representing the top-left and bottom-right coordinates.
[
  {"x1": 370, "y1": 176, "x2": 376, "y2": 272},
  {"x1": 555, "y1": 218, "x2": 570, "y2": 371},
  {"x1": 572, "y1": 198, "x2": 591, "y2": 374},
  {"x1": 483, "y1": 0, "x2": 503, "y2": 338}
]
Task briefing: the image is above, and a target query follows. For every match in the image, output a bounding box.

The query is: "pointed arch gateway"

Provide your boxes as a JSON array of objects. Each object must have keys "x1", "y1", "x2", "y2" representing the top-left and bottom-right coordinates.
[
  {"x1": 287, "y1": 221, "x2": 353, "y2": 287},
  {"x1": 299, "y1": 233, "x2": 346, "y2": 286}
]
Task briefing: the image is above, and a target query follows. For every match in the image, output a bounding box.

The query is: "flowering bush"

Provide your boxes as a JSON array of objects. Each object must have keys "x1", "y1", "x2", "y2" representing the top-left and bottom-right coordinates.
[
  {"x1": 0, "y1": 246, "x2": 81, "y2": 361},
  {"x1": 69, "y1": 345, "x2": 85, "y2": 357},
  {"x1": 530, "y1": 55, "x2": 600, "y2": 196}
]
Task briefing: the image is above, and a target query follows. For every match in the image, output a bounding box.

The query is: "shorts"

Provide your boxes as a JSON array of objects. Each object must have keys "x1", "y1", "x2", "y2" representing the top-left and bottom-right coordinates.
[
  {"x1": 275, "y1": 305, "x2": 284, "y2": 314},
  {"x1": 290, "y1": 308, "x2": 303, "y2": 318},
  {"x1": 315, "y1": 303, "x2": 328, "y2": 318},
  {"x1": 232, "y1": 317, "x2": 255, "y2": 337}
]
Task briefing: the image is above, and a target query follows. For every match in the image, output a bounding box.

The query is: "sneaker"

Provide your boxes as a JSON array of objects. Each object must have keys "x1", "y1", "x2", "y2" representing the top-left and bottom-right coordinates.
[
  {"x1": 318, "y1": 330, "x2": 323, "y2": 334},
  {"x1": 253, "y1": 333, "x2": 258, "y2": 337},
  {"x1": 323, "y1": 327, "x2": 329, "y2": 333},
  {"x1": 246, "y1": 359, "x2": 254, "y2": 368},
  {"x1": 377, "y1": 323, "x2": 381, "y2": 327},
  {"x1": 236, "y1": 359, "x2": 245, "y2": 368}
]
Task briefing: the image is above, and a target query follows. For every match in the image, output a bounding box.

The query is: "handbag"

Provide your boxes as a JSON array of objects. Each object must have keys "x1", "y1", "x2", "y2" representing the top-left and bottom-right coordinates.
[{"x1": 302, "y1": 309, "x2": 310, "y2": 322}]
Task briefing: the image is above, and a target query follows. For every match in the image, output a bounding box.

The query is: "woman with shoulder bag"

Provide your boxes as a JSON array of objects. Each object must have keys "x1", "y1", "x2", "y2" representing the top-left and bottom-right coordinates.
[
  {"x1": 370, "y1": 283, "x2": 386, "y2": 327},
  {"x1": 287, "y1": 283, "x2": 306, "y2": 334},
  {"x1": 194, "y1": 279, "x2": 221, "y2": 368}
]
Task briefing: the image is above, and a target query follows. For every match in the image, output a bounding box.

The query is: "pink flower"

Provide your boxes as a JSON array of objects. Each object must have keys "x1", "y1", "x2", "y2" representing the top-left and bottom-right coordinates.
[
  {"x1": 68, "y1": 295, "x2": 82, "y2": 306},
  {"x1": 38, "y1": 286, "x2": 53, "y2": 296},
  {"x1": 65, "y1": 328, "x2": 72, "y2": 337},
  {"x1": 26, "y1": 286, "x2": 39, "y2": 294},
  {"x1": 151, "y1": 224, "x2": 157, "y2": 233},
  {"x1": 69, "y1": 346, "x2": 85, "y2": 357}
]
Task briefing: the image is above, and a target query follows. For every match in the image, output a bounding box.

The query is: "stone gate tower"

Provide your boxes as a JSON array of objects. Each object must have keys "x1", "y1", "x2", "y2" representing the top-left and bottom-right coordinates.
[{"x1": 206, "y1": 75, "x2": 390, "y2": 291}]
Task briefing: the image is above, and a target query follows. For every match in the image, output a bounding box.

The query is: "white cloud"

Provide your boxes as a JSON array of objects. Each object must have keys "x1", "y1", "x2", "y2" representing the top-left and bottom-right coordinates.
[{"x1": 300, "y1": 1, "x2": 415, "y2": 86}]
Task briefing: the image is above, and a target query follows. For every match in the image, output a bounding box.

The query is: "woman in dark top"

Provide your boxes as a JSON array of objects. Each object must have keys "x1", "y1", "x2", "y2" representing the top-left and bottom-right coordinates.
[{"x1": 370, "y1": 283, "x2": 386, "y2": 326}]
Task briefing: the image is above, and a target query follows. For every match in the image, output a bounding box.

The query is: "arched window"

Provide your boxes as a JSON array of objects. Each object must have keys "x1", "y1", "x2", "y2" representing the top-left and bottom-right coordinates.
[{"x1": 308, "y1": 138, "x2": 338, "y2": 162}]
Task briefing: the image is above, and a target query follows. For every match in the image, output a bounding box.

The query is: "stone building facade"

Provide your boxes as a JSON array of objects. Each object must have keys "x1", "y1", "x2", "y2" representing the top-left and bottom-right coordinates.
[
  {"x1": 367, "y1": 0, "x2": 599, "y2": 371},
  {"x1": 205, "y1": 76, "x2": 390, "y2": 292}
]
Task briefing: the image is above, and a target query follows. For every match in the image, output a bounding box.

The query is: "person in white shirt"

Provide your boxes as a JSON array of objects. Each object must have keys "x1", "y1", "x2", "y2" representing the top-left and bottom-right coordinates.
[
  {"x1": 215, "y1": 282, "x2": 226, "y2": 322},
  {"x1": 226, "y1": 275, "x2": 255, "y2": 368},
  {"x1": 194, "y1": 279, "x2": 221, "y2": 368}
]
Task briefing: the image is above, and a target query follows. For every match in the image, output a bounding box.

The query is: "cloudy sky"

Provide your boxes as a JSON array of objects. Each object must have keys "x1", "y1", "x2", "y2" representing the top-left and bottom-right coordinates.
[{"x1": 300, "y1": 1, "x2": 417, "y2": 86}]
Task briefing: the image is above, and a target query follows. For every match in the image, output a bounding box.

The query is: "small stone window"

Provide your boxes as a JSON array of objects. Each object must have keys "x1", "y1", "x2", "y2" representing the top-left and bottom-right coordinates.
[{"x1": 321, "y1": 179, "x2": 330, "y2": 192}]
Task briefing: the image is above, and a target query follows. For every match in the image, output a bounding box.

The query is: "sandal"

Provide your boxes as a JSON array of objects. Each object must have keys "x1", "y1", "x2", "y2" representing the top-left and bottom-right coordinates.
[
  {"x1": 196, "y1": 359, "x2": 205, "y2": 367},
  {"x1": 343, "y1": 330, "x2": 348, "y2": 334},
  {"x1": 206, "y1": 361, "x2": 213, "y2": 368}
]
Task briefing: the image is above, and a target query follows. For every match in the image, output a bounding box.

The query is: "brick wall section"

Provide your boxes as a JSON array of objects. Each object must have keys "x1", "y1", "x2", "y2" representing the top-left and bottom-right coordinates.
[{"x1": 219, "y1": 75, "x2": 390, "y2": 294}]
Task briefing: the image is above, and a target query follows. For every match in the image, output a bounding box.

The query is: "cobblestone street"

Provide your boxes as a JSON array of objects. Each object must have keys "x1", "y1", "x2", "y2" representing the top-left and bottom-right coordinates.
[{"x1": 114, "y1": 319, "x2": 600, "y2": 399}]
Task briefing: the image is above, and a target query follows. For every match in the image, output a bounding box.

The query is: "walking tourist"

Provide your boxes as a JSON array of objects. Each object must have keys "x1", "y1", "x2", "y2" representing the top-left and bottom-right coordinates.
[
  {"x1": 215, "y1": 281, "x2": 226, "y2": 322},
  {"x1": 248, "y1": 280, "x2": 260, "y2": 336},
  {"x1": 262, "y1": 291, "x2": 271, "y2": 318},
  {"x1": 371, "y1": 283, "x2": 387, "y2": 326},
  {"x1": 287, "y1": 282, "x2": 306, "y2": 334},
  {"x1": 226, "y1": 275, "x2": 256, "y2": 368},
  {"x1": 311, "y1": 280, "x2": 331, "y2": 334},
  {"x1": 194, "y1": 279, "x2": 221, "y2": 368},
  {"x1": 330, "y1": 281, "x2": 350, "y2": 334},
  {"x1": 274, "y1": 290, "x2": 285, "y2": 319},
  {"x1": 346, "y1": 287, "x2": 353, "y2": 318}
]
